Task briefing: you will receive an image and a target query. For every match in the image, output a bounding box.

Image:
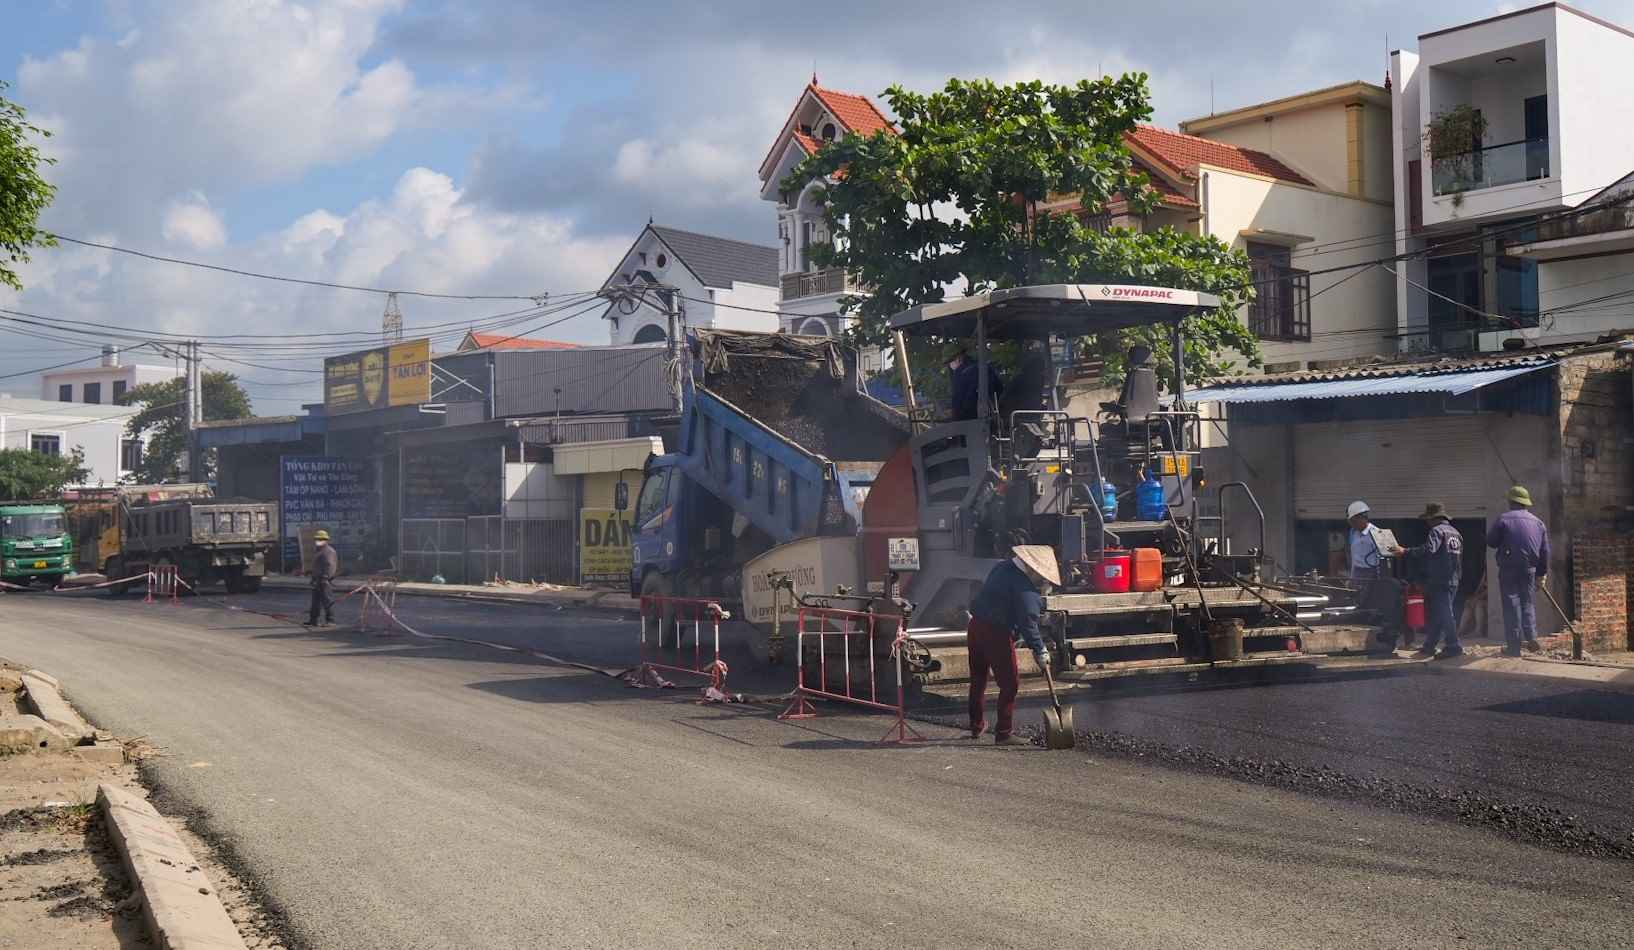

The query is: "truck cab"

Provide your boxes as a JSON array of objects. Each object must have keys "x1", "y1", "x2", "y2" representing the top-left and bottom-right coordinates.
[{"x1": 0, "y1": 503, "x2": 73, "y2": 586}]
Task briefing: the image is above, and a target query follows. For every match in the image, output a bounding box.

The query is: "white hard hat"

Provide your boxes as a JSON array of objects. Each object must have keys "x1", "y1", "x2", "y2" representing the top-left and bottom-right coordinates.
[{"x1": 1347, "y1": 500, "x2": 1370, "y2": 519}]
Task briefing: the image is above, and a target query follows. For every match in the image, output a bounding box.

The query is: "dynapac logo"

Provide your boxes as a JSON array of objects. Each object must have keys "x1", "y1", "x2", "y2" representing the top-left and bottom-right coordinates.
[{"x1": 1101, "y1": 286, "x2": 1177, "y2": 300}]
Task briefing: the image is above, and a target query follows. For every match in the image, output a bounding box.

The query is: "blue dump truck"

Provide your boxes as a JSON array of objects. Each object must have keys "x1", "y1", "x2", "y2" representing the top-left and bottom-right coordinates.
[{"x1": 630, "y1": 330, "x2": 911, "y2": 614}]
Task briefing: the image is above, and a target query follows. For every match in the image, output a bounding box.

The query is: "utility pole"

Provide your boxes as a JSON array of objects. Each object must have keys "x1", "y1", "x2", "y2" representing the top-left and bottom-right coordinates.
[
  {"x1": 666, "y1": 290, "x2": 684, "y2": 413},
  {"x1": 186, "y1": 340, "x2": 203, "y2": 483}
]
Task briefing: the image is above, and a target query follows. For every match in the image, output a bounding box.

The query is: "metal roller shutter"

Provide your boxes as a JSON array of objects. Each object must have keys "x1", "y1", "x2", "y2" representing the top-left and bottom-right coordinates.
[{"x1": 1293, "y1": 417, "x2": 1490, "y2": 520}]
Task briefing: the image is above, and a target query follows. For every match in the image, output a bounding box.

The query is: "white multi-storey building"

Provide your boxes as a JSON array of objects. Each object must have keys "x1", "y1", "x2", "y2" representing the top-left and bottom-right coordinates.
[
  {"x1": 1390, "y1": 2, "x2": 1634, "y2": 352},
  {"x1": 599, "y1": 222, "x2": 779, "y2": 346},
  {"x1": 41, "y1": 346, "x2": 176, "y2": 405},
  {"x1": 757, "y1": 80, "x2": 895, "y2": 339}
]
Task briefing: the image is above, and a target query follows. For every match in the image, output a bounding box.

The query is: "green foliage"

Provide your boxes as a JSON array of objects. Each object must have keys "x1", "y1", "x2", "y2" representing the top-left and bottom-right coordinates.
[
  {"x1": 0, "y1": 81, "x2": 56, "y2": 292},
  {"x1": 120, "y1": 371, "x2": 254, "y2": 483},
  {"x1": 1423, "y1": 104, "x2": 1487, "y2": 161},
  {"x1": 783, "y1": 76, "x2": 1260, "y2": 389},
  {"x1": 0, "y1": 447, "x2": 88, "y2": 498}
]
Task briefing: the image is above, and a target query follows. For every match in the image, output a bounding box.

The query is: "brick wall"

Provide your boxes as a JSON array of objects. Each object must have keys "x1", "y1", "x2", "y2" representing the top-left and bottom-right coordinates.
[
  {"x1": 1555, "y1": 351, "x2": 1633, "y2": 651},
  {"x1": 1570, "y1": 535, "x2": 1630, "y2": 652}
]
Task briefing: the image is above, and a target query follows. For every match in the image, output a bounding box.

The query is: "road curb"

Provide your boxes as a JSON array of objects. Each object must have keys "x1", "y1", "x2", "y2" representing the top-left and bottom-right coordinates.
[
  {"x1": 97, "y1": 783, "x2": 248, "y2": 950},
  {"x1": 1433, "y1": 654, "x2": 1634, "y2": 693},
  {"x1": 21, "y1": 669, "x2": 94, "y2": 742},
  {"x1": 260, "y1": 575, "x2": 642, "y2": 614}
]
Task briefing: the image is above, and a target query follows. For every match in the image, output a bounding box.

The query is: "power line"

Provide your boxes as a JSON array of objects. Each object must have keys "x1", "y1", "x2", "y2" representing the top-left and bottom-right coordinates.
[{"x1": 46, "y1": 232, "x2": 552, "y2": 302}]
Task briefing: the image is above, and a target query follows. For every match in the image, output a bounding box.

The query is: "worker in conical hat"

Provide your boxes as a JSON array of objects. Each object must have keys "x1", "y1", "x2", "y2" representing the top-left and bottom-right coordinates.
[{"x1": 964, "y1": 544, "x2": 1059, "y2": 747}]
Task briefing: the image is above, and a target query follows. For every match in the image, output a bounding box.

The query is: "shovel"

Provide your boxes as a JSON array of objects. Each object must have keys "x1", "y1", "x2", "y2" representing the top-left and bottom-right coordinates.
[
  {"x1": 1039, "y1": 662, "x2": 1076, "y2": 750},
  {"x1": 1538, "y1": 580, "x2": 1583, "y2": 660}
]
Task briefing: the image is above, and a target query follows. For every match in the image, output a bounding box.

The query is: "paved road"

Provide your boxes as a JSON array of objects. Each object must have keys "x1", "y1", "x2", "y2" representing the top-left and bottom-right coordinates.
[{"x1": 3, "y1": 590, "x2": 1631, "y2": 949}]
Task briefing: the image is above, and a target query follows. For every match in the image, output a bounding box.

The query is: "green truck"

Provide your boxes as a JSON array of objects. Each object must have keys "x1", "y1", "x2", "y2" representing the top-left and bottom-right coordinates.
[{"x1": 0, "y1": 502, "x2": 74, "y2": 587}]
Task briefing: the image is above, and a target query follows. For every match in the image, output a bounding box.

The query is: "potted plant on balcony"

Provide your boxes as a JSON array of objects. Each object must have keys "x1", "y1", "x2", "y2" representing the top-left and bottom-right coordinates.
[{"x1": 1424, "y1": 105, "x2": 1489, "y2": 206}]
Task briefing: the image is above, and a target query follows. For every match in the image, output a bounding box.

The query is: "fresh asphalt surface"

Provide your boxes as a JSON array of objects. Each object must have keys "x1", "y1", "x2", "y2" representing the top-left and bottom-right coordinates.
[{"x1": 3, "y1": 588, "x2": 1631, "y2": 948}]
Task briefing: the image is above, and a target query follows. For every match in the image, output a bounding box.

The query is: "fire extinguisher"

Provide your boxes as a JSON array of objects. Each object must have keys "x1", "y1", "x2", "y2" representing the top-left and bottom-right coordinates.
[{"x1": 1404, "y1": 584, "x2": 1426, "y2": 631}]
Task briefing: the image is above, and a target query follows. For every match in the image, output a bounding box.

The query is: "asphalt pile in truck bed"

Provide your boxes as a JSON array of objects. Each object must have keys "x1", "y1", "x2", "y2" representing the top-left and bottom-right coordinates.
[{"x1": 697, "y1": 331, "x2": 907, "y2": 463}]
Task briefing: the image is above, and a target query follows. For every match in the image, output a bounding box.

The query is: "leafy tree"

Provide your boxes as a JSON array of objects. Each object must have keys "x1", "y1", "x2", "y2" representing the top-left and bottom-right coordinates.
[
  {"x1": 784, "y1": 76, "x2": 1260, "y2": 391},
  {"x1": 0, "y1": 80, "x2": 56, "y2": 292},
  {"x1": 120, "y1": 372, "x2": 253, "y2": 483},
  {"x1": 0, "y1": 447, "x2": 88, "y2": 498}
]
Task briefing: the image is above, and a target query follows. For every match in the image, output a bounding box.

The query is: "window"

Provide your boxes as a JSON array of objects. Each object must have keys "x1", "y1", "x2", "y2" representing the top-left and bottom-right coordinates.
[
  {"x1": 113, "y1": 380, "x2": 127, "y2": 402},
  {"x1": 1245, "y1": 242, "x2": 1311, "y2": 342},
  {"x1": 83, "y1": 382, "x2": 101, "y2": 404},
  {"x1": 30, "y1": 434, "x2": 61, "y2": 456},
  {"x1": 121, "y1": 439, "x2": 142, "y2": 472},
  {"x1": 58, "y1": 384, "x2": 72, "y2": 402},
  {"x1": 821, "y1": 122, "x2": 837, "y2": 141},
  {"x1": 631, "y1": 324, "x2": 667, "y2": 344},
  {"x1": 634, "y1": 468, "x2": 672, "y2": 528},
  {"x1": 800, "y1": 220, "x2": 814, "y2": 272}
]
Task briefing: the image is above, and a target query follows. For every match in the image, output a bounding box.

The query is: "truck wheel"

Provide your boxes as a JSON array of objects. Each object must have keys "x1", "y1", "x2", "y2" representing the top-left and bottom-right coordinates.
[
  {"x1": 640, "y1": 573, "x2": 679, "y2": 649},
  {"x1": 107, "y1": 559, "x2": 133, "y2": 596}
]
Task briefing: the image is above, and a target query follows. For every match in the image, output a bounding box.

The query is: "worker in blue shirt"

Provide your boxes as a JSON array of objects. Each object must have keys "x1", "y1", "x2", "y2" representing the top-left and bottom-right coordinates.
[
  {"x1": 1393, "y1": 503, "x2": 1464, "y2": 658},
  {"x1": 947, "y1": 348, "x2": 1003, "y2": 422},
  {"x1": 966, "y1": 545, "x2": 1058, "y2": 746}
]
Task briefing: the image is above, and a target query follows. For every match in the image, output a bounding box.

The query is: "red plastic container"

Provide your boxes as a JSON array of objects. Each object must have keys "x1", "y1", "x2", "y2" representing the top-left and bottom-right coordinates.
[
  {"x1": 1404, "y1": 584, "x2": 1426, "y2": 630},
  {"x1": 1094, "y1": 550, "x2": 1132, "y2": 593}
]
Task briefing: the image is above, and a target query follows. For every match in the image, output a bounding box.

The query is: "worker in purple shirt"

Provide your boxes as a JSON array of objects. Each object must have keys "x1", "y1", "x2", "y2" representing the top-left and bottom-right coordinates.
[{"x1": 1487, "y1": 485, "x2": 1550, "y2": 657}]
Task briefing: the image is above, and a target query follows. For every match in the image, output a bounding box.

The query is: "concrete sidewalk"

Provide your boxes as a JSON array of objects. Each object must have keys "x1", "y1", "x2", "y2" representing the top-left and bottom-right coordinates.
[{"x1": 261, "y1": 573, "x2": 641, "y2": 613}]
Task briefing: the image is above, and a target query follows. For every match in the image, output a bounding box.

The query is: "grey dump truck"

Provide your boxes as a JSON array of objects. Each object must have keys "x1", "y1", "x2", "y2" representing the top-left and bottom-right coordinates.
[{"x1": 74, "y1": 484, "x2": 278, "y2": 594}]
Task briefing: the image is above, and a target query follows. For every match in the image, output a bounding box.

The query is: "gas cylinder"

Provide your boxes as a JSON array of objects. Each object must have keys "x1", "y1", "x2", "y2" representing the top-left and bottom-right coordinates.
[
  {"x1": 1136, "y1": 470, "x2": 1167, "y2": 522},
  {"x1": 1404, "y1": 584, "x2": 1426, "y2": 630}
]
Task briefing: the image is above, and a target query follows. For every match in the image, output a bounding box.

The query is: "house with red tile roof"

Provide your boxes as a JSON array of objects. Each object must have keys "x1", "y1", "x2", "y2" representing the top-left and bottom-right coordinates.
[
  {"x1": 456, "y1": 331, "x2": 581, "y2": 353},
  {"x1": 1041, "y1": 84, "x2": 1398, "y2": 371},
  {"x1": 757, "y1": 79, "x2": 896, "y2": 343}
]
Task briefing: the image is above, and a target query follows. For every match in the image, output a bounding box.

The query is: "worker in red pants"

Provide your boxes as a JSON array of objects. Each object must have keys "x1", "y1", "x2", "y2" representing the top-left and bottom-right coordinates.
[{"x1": 966, "y1": 545, "x2": 1060, "y2": 746}]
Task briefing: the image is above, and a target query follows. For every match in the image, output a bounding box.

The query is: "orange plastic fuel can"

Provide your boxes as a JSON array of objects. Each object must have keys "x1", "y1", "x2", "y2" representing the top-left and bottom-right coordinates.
[{"x1": 1132, "y1": 547, "x2": 1163, "y2": 592}]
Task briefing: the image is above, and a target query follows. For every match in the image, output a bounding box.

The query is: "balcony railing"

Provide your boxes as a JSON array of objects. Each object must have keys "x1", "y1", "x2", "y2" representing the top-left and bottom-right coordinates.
[
  {"x1": 780, "y1": 267, "x2": 856, "y2": 301},
  {"x1": 1431, "y1": 137, "x2": 1550, "y2": 197},
  {"x1": 1248, "y1": 262, "x2": 1311, "y2": 342}
]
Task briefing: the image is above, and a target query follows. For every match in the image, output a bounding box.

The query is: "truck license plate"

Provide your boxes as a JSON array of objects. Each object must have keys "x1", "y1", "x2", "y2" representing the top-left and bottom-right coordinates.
[{"x1": 32, "y1": 561, "x2": 47, "y2": 569}]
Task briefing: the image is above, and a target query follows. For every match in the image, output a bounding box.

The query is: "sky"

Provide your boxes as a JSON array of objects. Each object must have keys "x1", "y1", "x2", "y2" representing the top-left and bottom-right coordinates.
[{"x1": 3, "y1": 0, "x2": 1633, "y2": 412}]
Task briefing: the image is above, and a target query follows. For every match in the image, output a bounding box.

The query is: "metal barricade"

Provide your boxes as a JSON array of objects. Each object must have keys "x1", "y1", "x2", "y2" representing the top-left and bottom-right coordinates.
[
  {"x1": 146, "y1": 565, "x2": 181, "y2": 605},
  {"x1": 638, "y1": 595, "x2": 730, "y2": 689},
  {"x1": 778, "y1": 605, "x2": 923, "y2": 744}
]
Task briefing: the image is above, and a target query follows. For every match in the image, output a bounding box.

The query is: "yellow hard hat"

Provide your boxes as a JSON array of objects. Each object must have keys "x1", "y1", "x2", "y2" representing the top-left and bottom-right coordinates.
[
  {"x1": 313, "y1": 529, "x2": 330, "y2": 541},
  {"x1": 1506, "y1": 485, "x2": 1533, "y2": 507}
]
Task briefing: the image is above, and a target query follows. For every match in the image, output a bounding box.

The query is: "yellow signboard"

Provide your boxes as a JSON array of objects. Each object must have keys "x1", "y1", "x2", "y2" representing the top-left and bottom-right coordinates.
[
  {"x1": 580, "y1": 507, "x2": 633, "y2": 586},
  {"x1": 324, "y1": 338, "x2": 432, "y2": 413},
  {"x1": 1155, "y1": 453, "x2": 1192, "y2": 477}
]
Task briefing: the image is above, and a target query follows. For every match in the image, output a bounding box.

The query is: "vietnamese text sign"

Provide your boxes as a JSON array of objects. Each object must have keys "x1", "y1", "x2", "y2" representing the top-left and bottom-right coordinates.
[
  {"x1": 323, "y1": 338, "x2": 431, "y2": 413},
  {"x1": 579, "y1": 507, "x2": 633, "y2": 586},
  {"x1": 279, "y1": 456, "x2": 377, "y2": 567}
]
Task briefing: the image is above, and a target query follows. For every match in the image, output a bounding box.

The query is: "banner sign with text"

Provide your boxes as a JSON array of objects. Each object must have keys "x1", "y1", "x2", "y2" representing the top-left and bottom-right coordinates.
[
  {"x1": 278, "y1": 456, "x2": 377, "y2": 567},
  {"x1": 579, "y1": 507, "x2": 633, "y2": 586},
  {"x1": 323, "y1": 338, "x2": 432, "y2": 414}
]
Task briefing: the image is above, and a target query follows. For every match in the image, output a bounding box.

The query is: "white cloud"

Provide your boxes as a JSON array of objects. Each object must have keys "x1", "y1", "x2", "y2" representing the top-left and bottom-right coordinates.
[{"x1": 161, "y1": 194, "x2": 227, "y2": 251}]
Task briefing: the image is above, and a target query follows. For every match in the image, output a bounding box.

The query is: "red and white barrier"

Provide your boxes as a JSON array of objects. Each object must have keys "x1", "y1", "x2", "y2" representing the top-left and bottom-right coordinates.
[
  {"x1": 146, "y1": 566, "x2": 182, "y2": 605},
  {"x1": 778, "y1": 605, "x2": 923, "y2": 744},
  {"x1": 637, "y1": 595, "x2": 731, "y2": 693}
]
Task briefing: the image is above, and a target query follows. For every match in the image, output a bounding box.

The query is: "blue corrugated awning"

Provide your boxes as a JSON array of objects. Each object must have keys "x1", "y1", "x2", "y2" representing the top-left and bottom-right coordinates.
[{"x1": 1185, "y1": 362, "x2": 1553, "y2": 405}]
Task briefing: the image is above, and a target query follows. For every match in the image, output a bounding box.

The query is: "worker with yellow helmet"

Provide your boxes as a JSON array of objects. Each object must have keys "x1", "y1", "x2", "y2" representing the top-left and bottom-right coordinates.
[{"x1": 305, "y1": 529, "x2": 339, "y2": 627}]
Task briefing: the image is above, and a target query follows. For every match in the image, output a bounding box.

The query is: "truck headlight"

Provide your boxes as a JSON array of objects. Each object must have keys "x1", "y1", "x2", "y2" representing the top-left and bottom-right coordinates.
[{"x1": 3, "y1": 560, "x2": 14, "y2": 569}]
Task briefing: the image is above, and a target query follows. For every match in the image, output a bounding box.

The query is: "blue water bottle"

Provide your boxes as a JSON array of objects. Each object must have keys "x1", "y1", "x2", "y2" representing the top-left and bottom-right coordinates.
[
  {"x1": 1099, "y1": 479, "x2": 1118, "y2": 523},
  {"x1": 1136, "y1": 469, "x2": 1167, "y2": 522}
]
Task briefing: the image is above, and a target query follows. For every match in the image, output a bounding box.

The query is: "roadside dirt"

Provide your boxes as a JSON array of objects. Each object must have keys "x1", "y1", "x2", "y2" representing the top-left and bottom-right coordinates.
[
  {"x1": 0, "y1": 661, "x2": 293, "y2": 949},
  {"x1": 0, "y1": 753, "x2": 144, "y2": 949}
]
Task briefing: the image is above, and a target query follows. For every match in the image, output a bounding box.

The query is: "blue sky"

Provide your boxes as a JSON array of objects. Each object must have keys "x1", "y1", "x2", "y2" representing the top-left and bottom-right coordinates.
[{"x1": 3, "y1": 0, "x2": 1633, "y2": 409}]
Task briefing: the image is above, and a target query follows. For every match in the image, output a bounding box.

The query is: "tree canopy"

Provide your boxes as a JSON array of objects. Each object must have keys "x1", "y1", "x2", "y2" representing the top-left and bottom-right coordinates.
[
  {"x1": 0, "y1": 80, "x2": 56, "y2": 292},
  {"x1": 120, "y1": 371, "x2": 254, "y2": 483},
  {"x1": 783, "y1": 76, "x2": 1260, "y2": 389},
  {"x1": 0, "y1": 447, "x2": 88, "y2": 498}
]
